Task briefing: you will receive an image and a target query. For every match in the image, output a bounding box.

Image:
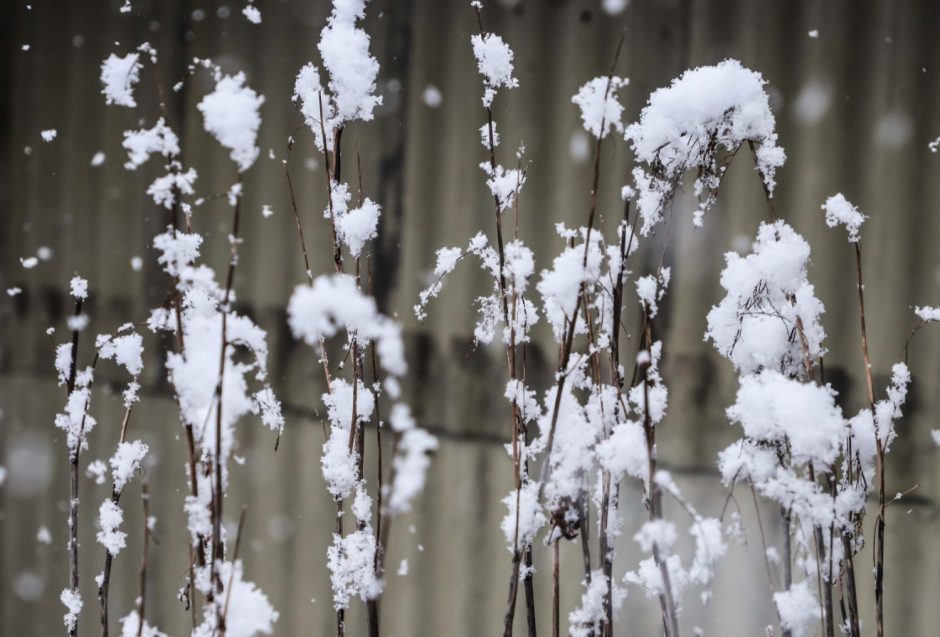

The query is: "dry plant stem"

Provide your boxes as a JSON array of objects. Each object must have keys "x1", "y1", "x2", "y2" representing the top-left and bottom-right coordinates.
[
  {"x1": 852, "y1": 241, "x2": 885, "y2": 637},
  {"x1": 137, "y1": 482, "x2": 151, "y2": 637},
  {"x1": 283, "y1": 136, "x2": 314, "y2": 285},
  {"x1": 552, "y1": 540, "x2": 560, "y2": 637}
]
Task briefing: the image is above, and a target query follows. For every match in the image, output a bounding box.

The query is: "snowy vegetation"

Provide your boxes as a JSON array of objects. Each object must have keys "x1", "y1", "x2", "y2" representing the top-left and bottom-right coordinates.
[{"x1": 11, "y1": 1, "x2": 939, "y2": 636}]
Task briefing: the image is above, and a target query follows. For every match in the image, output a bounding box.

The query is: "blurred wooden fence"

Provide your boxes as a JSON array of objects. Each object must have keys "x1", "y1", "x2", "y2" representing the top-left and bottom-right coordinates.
[{"x1": 2, "y1": 0, "x2": 939, "y2": 634}]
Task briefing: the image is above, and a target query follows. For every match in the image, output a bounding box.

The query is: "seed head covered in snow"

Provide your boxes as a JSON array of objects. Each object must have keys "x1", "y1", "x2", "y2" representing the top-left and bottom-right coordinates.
[
  {"x1": 471, "y1": 32, "x2": 519, "y2": 107},
  {"x1": 705, "y1": 221, "x2": 825, "y2": 377},
  {"x1": 626, "y1": 60, "x2": 785, "y2": 233},
  {"x1": 197, "y1": 72, "x2": 264, "y2": 171},
  {"x1": 100, "y1": 52, "x2": 141, "y2": 107},
  {"x1": 318, "y1": 0, "x2": 382, "y2": 122},
  {"x1": 822, "y1": 193, "x2": 867, "y2": 242},
  {"x1": 572, "y1": 76, "x2": 629, "y2": 139}
]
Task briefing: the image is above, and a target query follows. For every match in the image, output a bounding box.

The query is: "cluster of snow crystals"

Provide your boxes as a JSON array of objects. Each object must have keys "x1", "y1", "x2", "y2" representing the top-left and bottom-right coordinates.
[
  {"x1": 100, "y1": 52, "x2": 141, "y2": 107},
  {"x1": 61, "y1": 588, "x2": 83, "y2": 632},
  {"x1": 96, "y1": 332, "x2": 143, "y2": 377},
  {"x1": 318, "y1": 0, "x2": 382, "y2": 123},
  {"x1": 569, "y1": 571, "x2": 621, "y2": 637},
  {"x1": 118, "y1": 611, "x2": 167, "y2": 637},
  {"x1": 41, "y1": 129, "x2": 57, "y2": 142},
  {"x1": 123, "y1": 118, "x2": 180, "y2": 168},
  {"x1": 471, "y1": 32, "x2": 518, "y2": 107},
  {"x1": 635, "y1": 519, "x2": 677, "y2": 553},
  {"x1": 55, "y1": 343, "x2": 73, "y2": 384},
  {"x1": 706, "y1": 221, "x2": 825, "y2": 377},
  {"x1": 110, "y1": 440, "x2": 149, "y2": 493},
  {"x1": 387, "y1": 405, "x2": 438, "y2": 514},
  {"x1": 336, "y1": 197, "x2": 381, "y2": 257},
  {"x1": 292, "y1": 63, "x2": 335, "y2": 151},
  {"x1": 253, "y1": 386, "x2": 284, "y2": 434},
  {"x1": 635, "y1": 267, "x2": 670, "y2": 319},
  {"x1": 538, "y1": 376, "x2": 601, "y2": 510},
  {"x1": 147, "y1": 168, "x2": 197, "y2": 209},
  {"x1": 628, "y1": 342, "x2": 668, "y2": 425},
  {"x1": 197, "y1": 72, "x2": 264, "y2": 172},
  {"x1": 537, "y1": 231, "x2": 604, "y2": 340},
  {"x1": 327, "y1": 485, "x2": 382, "y2": 610},
  {"x1": 873, "y1": 362, "x2": 910, "y2": 446},
  {"x1": 288, "y1": 274, "x2": 406, "y2": 378},
  {"x1": 481, "y1": 162, "x2": 526, "y2": 213},
  {"x1": 822, "y1": 193, "x2": 867, "y2": 242},
  {"x1": 70, "y1": 276, "x2": 88, "y2": 300},
  {"x1": 626, "y1": 60, "x2": 785, "y2": 233},
  {"x1": 97, "y1": 499, "x2": 126, "y2": 556},
  {"x1": 55, "y1": 369, "x2": 96, "y2": 454},
  {"x1": 414, "y1": 245, "x2": 465, "y2": 320},
  {"x1": 596, "y1": 419, "x2": 647, "y2": 483},
  {"x1": 500, "y1": 481, "x2": 546, "y2": 551},
  {"x1": 727, "y1": 371, "x2": 845, "y2": 466},
  {"x1": 774, "y1": 581, "x2": 820, "y2": 637},
  {"x1": 153, "y1": 227, "x2": 203, "y2": 277},
  {"x1": 572, "y1": 76, "x2": 629, "y2": 139},
  {"x1": 321, "y1": 379, "x2": 374, "y2": 499},
  {"x1": 687, "y1": 517, "x2": 727, "y2": 586},
  {"x1": 243, "y1": 3, "x2": 261, "y2": 23},
  {"x1": 914, "y1": 305, "x2": 940, "y2": 323},
  {"x1": 193, "y1": 560, "x2": 278, "y2": 637}
]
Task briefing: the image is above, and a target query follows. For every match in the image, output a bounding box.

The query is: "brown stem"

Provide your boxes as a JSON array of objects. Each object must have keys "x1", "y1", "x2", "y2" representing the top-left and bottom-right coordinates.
[{"x1": 137, "y1": 482, "x2": 151, "y2": 637}]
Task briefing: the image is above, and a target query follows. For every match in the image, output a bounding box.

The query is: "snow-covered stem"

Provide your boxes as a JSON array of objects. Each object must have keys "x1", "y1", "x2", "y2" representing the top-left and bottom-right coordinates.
[
  {"x1": 64, "y1": 296, "x2": 85, "y2": 637},
  {"x1": 852, "y1": 239, "x2": 887, "y2": 637},
  {"x1": 283, "y1": 131, "x2": 315, "y2": 285}
]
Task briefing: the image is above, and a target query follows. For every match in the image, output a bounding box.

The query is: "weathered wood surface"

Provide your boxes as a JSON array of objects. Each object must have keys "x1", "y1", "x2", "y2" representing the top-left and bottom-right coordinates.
[{"x1": 2, "y1": 0, "x2": 939, "y2": 634}]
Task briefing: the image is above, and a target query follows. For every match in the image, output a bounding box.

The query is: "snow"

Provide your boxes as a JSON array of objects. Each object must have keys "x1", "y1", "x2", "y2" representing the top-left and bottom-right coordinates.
[
  {"x1": 96, "y1": 332, "x2": 143, "y2": 377},
  {"x1": 321, "y1": 379, "x2": 373, "y2": 499},
  {"x1": 318, "y1": 0, "x2": 382, "y2": 124},
  {"x1": 37, "y1": 526, "x2": 52, "y2": 544},
  {"x1": 60, "y1": 588, "x2": 83, "y2": 632},
  {"x1": 87, "y1": 459, "x2": 107, "y2": 485},
  {"x1": 471, "y1": 33, "x2": 519, "y2": 107},
  {"x1": 91, "y1": 151, "x2": 106, "y2": 166},
  {"x1": 568, "y1": 571, "x2": 615, "y2": 637},
  {"x1": 198, "y1": 72, "x2": 264, "y2": 171},
  {"x1": 727, "y1": 371, "x2": 845, "y2": 466},
  {"x1": 6, "y1": 287, "x2": 22, "y2": 297},
  {"x1": 500, "y1": 481, "x2": 545, "y2": 551},
  {"x1": 774, "y1": 581, "x2": 820, "y2": 637},
  {"x1": 932, "y1": 429, "x2": 940, "y2": 446},
  {"x1": 123, "y1": 118, "x2": 180, "y2": 168},
  {"x1": 822, "y1": 193, "x2": 866, "y2": 242},
  {"x1": 193, "y1": 560, "x2": 278, "y2": 637},
  {"x1": 20, "y1": 256, "x2": 38, "y2": 269},
  {"x1": 915, "y1": 306, "x2": 940, "y2": 322},
  {"x1": 41, "y1": 129, "x2": 57, "y2": 142},
  {"x1": 110, "y1": 440, "x2": 148, "y2": 493},
  {"x1": 336, "y1": 197, "x2": 381, "y2": 257},
  {"x1": 422, "y1": 84, "x2": 442, "y2": 108},
  {"x1": 97, "y1": 499, "x2": 127, "y2": 556},
  {"x1": 572, "y1": 76, "x2": 629, "y2": 139},
  {"x1": 118, "y1": 611, "x2": 167, "y2": 637},
  {"x1": 70, "y1": 277, "x2": 88, "y2": 300},
  {"x1": 626, "y1": 60, "x2": 784, "y2": 233},
  {"x1": 327, "y1": 527, "x2": 382, "y2": 611},
  {"x1": 243, "y1": 4, "x2": 261, "y2": 23},
  {"x1": 100, "y1": 52, "x2": 141, "y2": 107},
  {"x1": 261, "y1": 204, "x2": 273, "y2": 218},
  {"x1": 602, "y1": 0, "x2": 629, "y2": 15},
  {"x1": 705, "y1": 221, "x2": 825, "y2": 377},
  {"x1": 388, "y1": 427, "x2": 438, "y2": 514}
]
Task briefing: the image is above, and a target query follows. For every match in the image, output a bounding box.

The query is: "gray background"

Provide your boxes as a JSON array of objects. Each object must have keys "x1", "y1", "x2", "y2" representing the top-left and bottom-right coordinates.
[{"x1": 2, "y1": 0, "x2": 939, "y2": 634}]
